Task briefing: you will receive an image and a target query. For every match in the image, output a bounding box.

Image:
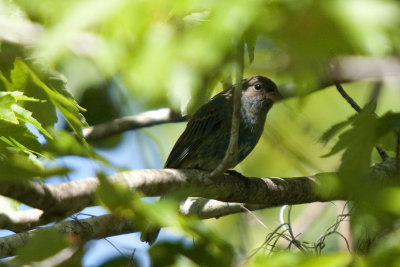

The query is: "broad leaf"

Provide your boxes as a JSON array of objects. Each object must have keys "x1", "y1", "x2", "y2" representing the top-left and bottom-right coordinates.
[
  {"x1": 15, "y1": 228, "x2": 71, "y2": 262},
  {"x1": 13, "y1": 58, "x2": 88, "y2": 137}
]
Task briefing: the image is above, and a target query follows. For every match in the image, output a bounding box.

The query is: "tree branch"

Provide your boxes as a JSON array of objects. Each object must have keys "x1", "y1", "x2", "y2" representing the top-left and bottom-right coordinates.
[
  {"x1": 0, "y1": 158, "x2": 399, "y2": 258},
  {"x1": 82, "y1": 108, "x2": 187, "y2": 141},
  {"x1": 330, "y1": 56, "x2": 400, "y2": 83},
  {"x1": 0, "y1": 200, "x2": 277, "y2": 258},
  {"x1": 0, "y1": 199, "x2": 271, "y2": 236},
  {"x1": 179, "y1": 198, "x2": 271, "y2": 219},
  {"x1": 0, "y1": 214, "x2": 136, "y2": 259},
  {"x1": 0, "y1": 209, "x2": 43, "y2": 232},
  {"x1": 0, "y1": 169, "x2": 335, "y2": 220},
  {"x1": 2, "y1": 158, "x2": 399, "y2": 232},
  {"x1": 2, "y1": 158, "x2": 399, "y2": 227}
]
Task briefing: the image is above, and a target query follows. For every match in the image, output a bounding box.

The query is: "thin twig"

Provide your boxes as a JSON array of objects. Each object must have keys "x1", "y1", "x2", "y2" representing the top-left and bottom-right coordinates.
[
  {"x1": 82, "y1": 108, "x2": 187, "y2": 141},
  {"x1": 368, "y1": 81, "x2": 383, "y2": 104},
  {"x1": 210, "y1": 41, "x2": 244, "y2": 179},
  {"x1": 334, "y1": 82, "x2": 362, "y2": 112},
  {"x1": 129, "y1": 248, "x2": 136, "y2": 267},
  {"x1": 268, "y1": 228, "x2": 291, "y2": 255},
  {"x1": 314, "y1": 203, "x2": 351, "y2": 254},
  {"x1": 248, "y1": 223, "x2": 289, "y2": 259},
  {"x1": 104, "y1": 237, "x2": 128, "y2": 258},
  {"x1": 395, "y1": 134, "x2": 400, "y2": 176},
  {"x1": 397, "y1": 133, "x2": 400, "y2": 161},
  {"x1": 240, "y1": 204, "x2": 269, "y2": 230},
  {"x1": 286, "y1": 205, "x2": 306, "y2": 253}
]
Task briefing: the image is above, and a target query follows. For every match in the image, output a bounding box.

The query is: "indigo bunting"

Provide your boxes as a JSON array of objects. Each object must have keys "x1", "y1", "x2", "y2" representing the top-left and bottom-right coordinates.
[{"x1": 141, "y1": 76, "x2": 281, "y2": 244}]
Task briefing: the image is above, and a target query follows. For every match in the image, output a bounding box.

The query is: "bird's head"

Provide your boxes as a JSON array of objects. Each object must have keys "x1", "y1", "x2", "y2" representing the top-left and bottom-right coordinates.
[{"x1": 241, "y1": 76, "x2": 281, "y2": 108}]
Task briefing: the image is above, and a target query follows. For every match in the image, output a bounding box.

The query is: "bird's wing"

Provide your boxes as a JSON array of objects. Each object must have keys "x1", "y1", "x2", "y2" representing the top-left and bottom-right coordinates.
[{"x1": 164, "y1": 91, "x2": 231, "y2": 168}]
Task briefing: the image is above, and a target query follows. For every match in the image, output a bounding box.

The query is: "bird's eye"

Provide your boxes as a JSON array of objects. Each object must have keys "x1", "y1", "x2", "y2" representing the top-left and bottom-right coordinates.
[{"x1": 254, "y1": 83, "x2": 262, "y2": 90}]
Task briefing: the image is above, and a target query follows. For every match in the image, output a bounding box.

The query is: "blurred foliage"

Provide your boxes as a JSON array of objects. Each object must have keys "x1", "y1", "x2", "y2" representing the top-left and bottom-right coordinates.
[
  {"x1": 96, "y1": 172, "x2": 235, "y2": 266},
  {"x1": 1, "y1": 0, "x2": 400, "y2": 265},
  {"x1": 14, "y1": 228, "x2": 72, "y2": 263}
]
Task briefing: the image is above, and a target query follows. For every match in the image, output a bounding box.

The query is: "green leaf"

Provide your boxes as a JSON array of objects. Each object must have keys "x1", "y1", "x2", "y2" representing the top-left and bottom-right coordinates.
[
  {"x1": 339, "y1": 107, "x2": 377, "y2": 175},
  {"x1": 366, "y1": 228, "x2": 400, "y2": 266},
  {"x1": 320, "y1": 115, "x2": 355, "y2": 144},
  {"x1": 376, "y1": 112, "x2": 400, "y2": 137},
  {"x1": 1, "y1": 135, "x2": 44, "y2": 157},
  {"x1": 0, "y1": 90, "x2": 52, "y2": 156},
  {"x1": 0, "y1": 93, "x2": 19, "y2": 124},
  {"x1": 324, "y1": 104, "x2": 376, "y2": 158},
  {"x1": 16, "y1": 228, "x2": 71, "y2": 262},
  {"x1": 44, "y1": 130, "x2": 110, "y2": 166},
  {"x1": 150, "y1": 240, "x2": 233, "y2": 267},
  {"x1": 0, "y1": 195, "x2": 20, "y2": 212},
  {"x1": 12, "y1": 104, "x2": 52, "y2": 139},
  {"x1": 325, "y1": 110, "x2": 400, "y2": 159},
  {"x1": 249, "y1": 251, "x2": 352, "y2": 267},
  {"x1": 0, "y1": 122, "x2": 42, "y2": 155},
  {"x1": 96, "y1": 172, "x2": 177, "y2": 230},
  {"x1": 0, "y1": 147, "x2": 69, "y2": 182},
  {"x1": 96, "y1": 173, "x2": 137, "y2": 213},
  {"x1": 245, "y1": 29, "x2": 258, "y2": 63},
  {"x1": 13, "y1": 58, "x2": 88, "y2": 137},
  {"x1": 0, "y1": 91, "x2": 39, "y2": 102},
  {"x1": 9, "y1": 58, "x2": 58, "y2": 129}
]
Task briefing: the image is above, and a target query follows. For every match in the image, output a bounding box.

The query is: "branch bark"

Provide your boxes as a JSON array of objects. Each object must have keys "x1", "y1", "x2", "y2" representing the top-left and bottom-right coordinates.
[
  {"x1": 1, "y1": 159, "x2": 398, "y2": 232},
  {"x1": 0, "y1": 214, "x2": 136, "y2": 259},
  {"x1": 0, "y1": 200, "x2": 276, "y2": 258},
  {"x1": 82, "y1": 108, "x2": 187, "y2": 141},
  {"x1": 0, "y1": 169, "x2": 337, "y2": 221},
  {"x1": 330, "y1": 56, "x2": 400, "y2": 83},
  {"x1": 0, "y1": 158, "x2": 399, "y2": 258}
]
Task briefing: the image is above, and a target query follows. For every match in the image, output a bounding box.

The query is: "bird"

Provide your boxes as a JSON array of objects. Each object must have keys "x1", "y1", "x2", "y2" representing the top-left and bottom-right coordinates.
[{"x1": 140, "y1": 75, "x2": 281, "y2": 244}]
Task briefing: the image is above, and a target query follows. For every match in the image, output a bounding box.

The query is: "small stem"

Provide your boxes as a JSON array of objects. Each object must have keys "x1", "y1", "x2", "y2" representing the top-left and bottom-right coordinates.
[
  {"x1": 334, "y1": 82, "x2": 362, "y2": 112},
  {"x1": 210, "y1": 41, "x2": 244, "y2": 180},
  {"x1": 396, "y1": 133, "x2": 400, "y2": 171}
]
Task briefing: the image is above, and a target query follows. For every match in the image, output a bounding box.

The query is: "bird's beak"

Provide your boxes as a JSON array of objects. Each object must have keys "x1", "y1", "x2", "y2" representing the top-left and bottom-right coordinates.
[{"x1": 265, "y1": 90, "x2": 282, "y2": 101}]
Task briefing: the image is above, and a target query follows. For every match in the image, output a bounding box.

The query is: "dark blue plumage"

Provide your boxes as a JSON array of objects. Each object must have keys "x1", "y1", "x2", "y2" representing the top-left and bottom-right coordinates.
[
  {"x1": 165, "y1": 75, "x2": 280, "y2": 170},
  {"x1": 141, "y1": 75, "x2": 280, "y2": 245}
]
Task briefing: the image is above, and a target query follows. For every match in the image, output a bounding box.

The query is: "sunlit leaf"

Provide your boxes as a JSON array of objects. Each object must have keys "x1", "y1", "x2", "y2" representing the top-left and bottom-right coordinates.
[
  {"x1": 249, "y1": 251, "x2": 352, "y2": 267},
  {"x1": 13, "y1": 58, "x2": 88, "y2": 137},
  {"x1": 44, "y1": 130, "x2": 108, "y2": 164},
  {"x1": 0, "y1": 145, "x2": 69, "y2": 181},
  {"x1": 0, "y1": 93, "x2": 18, "y2": 124},
  {"x1": 12, "y1": 104, "x2": 52, "y2": 139},
  {"x1": 96, "y1": 173, "x2": 178, "y2": 231},
  {"x1": 0, "y1": 195, "x2": 20, "y2": 212}
]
